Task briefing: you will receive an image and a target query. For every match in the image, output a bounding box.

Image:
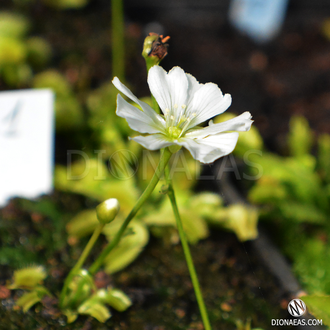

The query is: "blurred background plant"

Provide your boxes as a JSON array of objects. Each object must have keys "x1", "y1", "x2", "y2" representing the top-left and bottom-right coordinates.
[
  {"x1": 243, "y1": 115, "x2": 330, "y2": 294},
  {"x1": 0, "y1": 11, "x2": 51, "y2": 87}
]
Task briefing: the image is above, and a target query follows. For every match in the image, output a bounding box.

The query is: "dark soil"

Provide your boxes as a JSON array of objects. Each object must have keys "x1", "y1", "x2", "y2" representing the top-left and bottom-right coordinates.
[{"x1": 0, "y1": 196, "x2": 287, "y2": 330}]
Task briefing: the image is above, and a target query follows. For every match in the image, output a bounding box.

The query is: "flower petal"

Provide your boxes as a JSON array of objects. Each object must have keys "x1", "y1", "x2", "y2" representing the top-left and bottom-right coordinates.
[
  {"x1": 146, "y1": 66, "x2": 170, "y2": 113},
  {"x1": 116, "y1": 95, "x2": 164, "y2": 133},
  {"x1": 148, "y1": 66, "x2": 188, "y2": 114},
  {"x1": 112, "y1": 76, "x2": 163, "y2": 127},
  {"x1": 177, "y1": 133, "x2": 239, "y2": 164},
  {"x1": 186, "y1": 83, "x2": 232, "y2": 128},
  {"x1": 166, "y1": 67, "x2": 189, "y2": 108},
  {"x1": 186, "y1": 112, "x2": 252, "y2": 138},
  {"x1": 130, "y1": 134, "x2": 173, "y2": 150},
  {"x1": 186, "y1": 73, "x2": 203, "y2": 101}
]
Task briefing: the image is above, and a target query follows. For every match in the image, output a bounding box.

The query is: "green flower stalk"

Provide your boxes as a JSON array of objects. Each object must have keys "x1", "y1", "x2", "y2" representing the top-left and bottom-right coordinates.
[
  {"x1": 165, "y1": 168, "x2": 212, "y2": 330},
  {"x1": 111, "y1": 0, "x2": 125, "y2": 80},
  {"x1": 88, "y1": 147, "x2": 172, "y2": 275},
  {"x1": 111, "y1": 34, "x2": 252, "y2": 329}
]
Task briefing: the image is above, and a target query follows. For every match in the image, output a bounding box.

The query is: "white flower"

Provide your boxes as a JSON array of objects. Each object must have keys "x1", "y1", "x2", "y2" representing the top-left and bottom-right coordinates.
[{"x1": 112, "y1": 66, "x2": 253, "y2": 164}]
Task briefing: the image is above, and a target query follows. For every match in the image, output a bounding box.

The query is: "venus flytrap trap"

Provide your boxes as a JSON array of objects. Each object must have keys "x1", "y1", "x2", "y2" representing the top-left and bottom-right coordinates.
[
  {"x1": 8, "y1": 266, "x2": 52, "y2": 313},
  {"x1": 59, "y1": 197, "x2": 122, "y2": 320}
]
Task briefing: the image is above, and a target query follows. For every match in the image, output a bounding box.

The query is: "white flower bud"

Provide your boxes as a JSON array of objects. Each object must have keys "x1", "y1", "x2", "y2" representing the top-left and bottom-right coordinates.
[{"x1": 96, "y1": 198, "x2": 120, "y2": 224}]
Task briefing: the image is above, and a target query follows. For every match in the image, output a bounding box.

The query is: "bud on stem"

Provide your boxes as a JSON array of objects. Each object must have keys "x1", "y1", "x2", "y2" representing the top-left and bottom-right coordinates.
[
  {"x1": 142, "y1": 32, "x2": 170, "y2": 71},
  {"x1": 96, "y1": 198, "x2": 120, "y2": 224}
]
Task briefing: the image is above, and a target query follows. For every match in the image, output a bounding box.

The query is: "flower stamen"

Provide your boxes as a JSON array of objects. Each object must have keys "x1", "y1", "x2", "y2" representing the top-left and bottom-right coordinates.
[{"x1": 178, "y1": 113, "x2": 196, "y2": 138}]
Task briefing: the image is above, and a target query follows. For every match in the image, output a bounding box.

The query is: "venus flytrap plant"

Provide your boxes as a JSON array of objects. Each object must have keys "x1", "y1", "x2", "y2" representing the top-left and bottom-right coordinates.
[
  {"x1": 59, "y1": 198, "x2": 120, "y2": 311},
  {"x1": 100, "y1": 33, "x2": 253, "y2": 329},
  {"x1": 57, "y1": 197, "x2": 135, "y2": 323},
  {"x1": 8, "y1": 266, "x2": 52, "y2": 313}
]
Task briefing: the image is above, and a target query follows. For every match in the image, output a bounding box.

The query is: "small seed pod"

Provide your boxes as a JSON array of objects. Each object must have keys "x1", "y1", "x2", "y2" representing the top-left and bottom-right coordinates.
[
  {"x1": 142, "y1": 32, "x2": 170, "y2": 68},
  {"x1": 96, "y1": 198, "x2": 120, "y2": 224}
]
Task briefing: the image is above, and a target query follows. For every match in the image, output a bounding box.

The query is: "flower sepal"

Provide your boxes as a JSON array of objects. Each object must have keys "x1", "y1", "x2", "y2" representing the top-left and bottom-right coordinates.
[{"x1": 169, "y1": 144, "x2": 182, "y2": 154}]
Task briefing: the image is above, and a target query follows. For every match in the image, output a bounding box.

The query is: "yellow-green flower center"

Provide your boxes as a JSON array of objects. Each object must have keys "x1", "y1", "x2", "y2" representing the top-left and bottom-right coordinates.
[
  {"x1": 164, "y1": 104, "x2": 196, "y2": 140},
  {"x1": 167, "y1": 126, "x2": 182, "y2": 139}
]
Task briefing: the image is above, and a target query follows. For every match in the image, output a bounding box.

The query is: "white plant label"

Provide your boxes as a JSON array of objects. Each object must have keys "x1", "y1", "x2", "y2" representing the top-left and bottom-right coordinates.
[
  {"x1": 229, "y1": 0, "x2": 289, "y2": 43},
  {"x1": 0, "y1": 89, "x2": 54, "y2": 207}
]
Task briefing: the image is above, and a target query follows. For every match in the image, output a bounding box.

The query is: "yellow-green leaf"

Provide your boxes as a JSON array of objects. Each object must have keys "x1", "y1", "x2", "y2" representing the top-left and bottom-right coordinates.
[
  {"x1": 103, "y1": 220, "x2": 149, "y2": 274},
  {"x1": 303, "y1": 295, "x2": 330, "y2": 326},
  {"x1": 9, "y1": 265, "x2": 46, "y2": 290}
]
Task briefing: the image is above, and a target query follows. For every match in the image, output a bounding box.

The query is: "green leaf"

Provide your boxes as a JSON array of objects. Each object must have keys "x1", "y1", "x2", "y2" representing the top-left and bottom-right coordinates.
[
  {"x1": 9, "y1": 265, "x2": 47, "y2": 290},
  {"x1": 318, "y1": 133, "x2": 330, "y2": 183},
  {"x1": 61, "y1": 269, "x2": 96, "y2": 310},
  {"x1": 278, "y1": 201, "x2": 326, "y2": 223},
  {"x1": 26, "y1": 37, "x2": 52, "y2": 69},
  {"x1": 248, "y1": 176, "x2": 288, "y2": 204},
  {"x1": 105, "y1": 288, "x2": 132, "y2": 312},
  {"x1": 189, "y1": 192, "x2": 224, "y2": 220},
  {"x1": 0, "y1": 36, "x2": 26, "y2": 66},
  {"x1": 303, "y1": 295, "x2": 330, "y2": 326},
  {"x1": 55, "y1": 159, "x2": 138, "y2": 213},
  {"x1": 78, "y1": 298, "x2": 111, "y2": 323},
  {"x1": 66, "y1": 209, "x2": 99, "y2": 239},
  {"x1": 63, "y1": 310, "x2": 78, "y2": 324},
  {"x1": 248, "y1": 153, "x2": 326, "y2": 209},
  {"x1": 20, "y1": 198, "x2": 61, "y2": 222},
  {"x1": 16, "y1": 286, "x2": 52, "y2": 312},
  {"x1": 168, "y1": 150, "x2": 201, "y2": 191},
  {"x1": 0, "y1": 12, "x2": 29, "y2": 39},
  {"x1": 288, "y1": 238, "x2": 330, "y2": 294},
  {"x1": 103, "y1": 220, "x2": 149, "y2": 274},
  {"x1": 33, "y1": 70, "x2": 84, "y2": 131},
  {"x1": 235, "y1": 318, "x2": 264, "y2": 330},
  {"x1": 0, "y1": 246, "x2": 40, "y2": 268},
  {"x1": 42, "y1": 0, "x2": 89, "y2": 9},
  {"x1": 143, "y1": 198, "x2": 209, "y2": 244},
  {"x1": 211, "y1": 204, "x2": 259, "y2": 242},
  {"x1": 288, "y1": 115, "x2": 313, "y2": 157}
]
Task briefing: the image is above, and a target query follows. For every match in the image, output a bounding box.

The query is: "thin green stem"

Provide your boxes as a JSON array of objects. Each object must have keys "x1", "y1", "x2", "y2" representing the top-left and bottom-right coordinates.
[
  {"x1": 88, "y1": 148, "x2": 172, "y2": 275},
  {"x1": 73, "y1": 223, "x2": 105, "y2": 272},
  {"x1": 165, "y1": 167, "x2": 212, "y2": 330},
  {"x1": 60, "y1": 223, "x2": 105, "y2": 308},
  {"x1": 111, "y1": 0, "x2": 125, "y2": 80}
]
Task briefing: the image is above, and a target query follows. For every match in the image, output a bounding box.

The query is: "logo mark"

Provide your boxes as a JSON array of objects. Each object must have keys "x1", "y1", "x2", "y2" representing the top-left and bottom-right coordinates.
[{"x1": 287, "y1": 299, "x2": 307, "y2": 317}]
